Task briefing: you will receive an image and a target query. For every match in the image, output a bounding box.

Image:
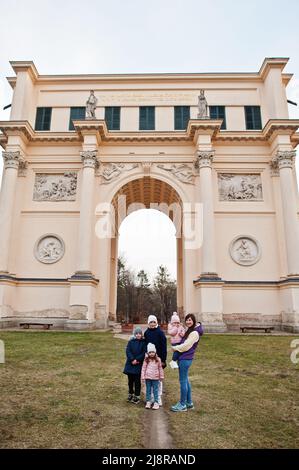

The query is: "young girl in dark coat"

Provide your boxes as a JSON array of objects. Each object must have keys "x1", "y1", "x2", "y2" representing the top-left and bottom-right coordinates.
[{"x1": 123, "y1": 326, "x2": 146, "y2": 404}]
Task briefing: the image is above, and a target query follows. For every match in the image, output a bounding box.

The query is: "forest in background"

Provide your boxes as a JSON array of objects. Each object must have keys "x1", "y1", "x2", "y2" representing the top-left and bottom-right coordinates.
[{"x1": 116, "y1": 256, "x2": 177, "y2": 324}]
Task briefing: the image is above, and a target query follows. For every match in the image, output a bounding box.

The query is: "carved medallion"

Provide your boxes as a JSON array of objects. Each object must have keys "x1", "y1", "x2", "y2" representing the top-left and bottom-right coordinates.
[
  {"x1": 218, "y1": 174, "x2": 263, "y2": 201},
  {"x1": 34, "y1": 234, "x2": 65, "y2": 264},
  {"x1": 33, "y1": 173, "x2": 77, "y2": 201},
  {"x1": 229, "y1": 236, "x2": 261, "y2": 266}
]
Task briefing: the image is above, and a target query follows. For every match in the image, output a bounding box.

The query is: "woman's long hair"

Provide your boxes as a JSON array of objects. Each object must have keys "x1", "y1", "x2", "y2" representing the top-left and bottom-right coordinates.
[{"x1": 182, "y1": 314, "x2": 197, "y2": 340}]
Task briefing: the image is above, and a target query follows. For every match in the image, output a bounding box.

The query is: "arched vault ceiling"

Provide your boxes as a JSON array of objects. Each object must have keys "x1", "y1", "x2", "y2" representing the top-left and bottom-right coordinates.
[{"x1": 112, "y1": 177, "x2": 182, "y2": 224}]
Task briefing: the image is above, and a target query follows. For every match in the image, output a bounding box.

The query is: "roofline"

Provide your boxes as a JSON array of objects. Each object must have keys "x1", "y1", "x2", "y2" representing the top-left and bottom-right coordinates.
[{"x1": 7, "y1": 57, "x2": 292, "y2": 88}]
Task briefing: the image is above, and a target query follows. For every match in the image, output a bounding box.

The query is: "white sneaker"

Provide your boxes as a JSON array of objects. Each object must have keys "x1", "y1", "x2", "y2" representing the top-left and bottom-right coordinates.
[{"x1": 169, "y1": 360, "x2": 179, "y2": 369}]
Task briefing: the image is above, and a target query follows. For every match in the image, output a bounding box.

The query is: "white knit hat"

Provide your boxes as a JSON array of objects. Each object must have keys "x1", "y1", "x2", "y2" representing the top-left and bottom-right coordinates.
[
  {"x1": 147, "y1": 343, "x2": 156, "y2": 353},
  {"x1": 147, "y1": 315, "x2": 158, "y2": 324},
  {"x1": 171, "y1": 313, "x2": 180, "y2": 323}
]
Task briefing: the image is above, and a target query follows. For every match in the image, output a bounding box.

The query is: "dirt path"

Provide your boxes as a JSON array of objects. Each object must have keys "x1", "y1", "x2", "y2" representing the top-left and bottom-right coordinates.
[{"x1": 115, "y1": 333, "x2": 174, "y2": 449}]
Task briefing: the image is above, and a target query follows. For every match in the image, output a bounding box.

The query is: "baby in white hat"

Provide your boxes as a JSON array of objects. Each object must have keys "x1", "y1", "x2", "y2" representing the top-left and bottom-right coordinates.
[{"x1": 168, "y1": 312, "x2": 185, "y2": 369}]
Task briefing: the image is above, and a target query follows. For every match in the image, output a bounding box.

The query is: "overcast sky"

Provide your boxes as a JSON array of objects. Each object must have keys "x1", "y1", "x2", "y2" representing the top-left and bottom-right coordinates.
[{"x1": 1, "y1": 0, "x2": 299, "y2": 280}]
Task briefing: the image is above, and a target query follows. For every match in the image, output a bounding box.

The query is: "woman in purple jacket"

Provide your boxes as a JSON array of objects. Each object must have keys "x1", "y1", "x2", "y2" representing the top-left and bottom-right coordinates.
[{"x1": 170, "y1": 313, "x2": 203, "y2": 412}]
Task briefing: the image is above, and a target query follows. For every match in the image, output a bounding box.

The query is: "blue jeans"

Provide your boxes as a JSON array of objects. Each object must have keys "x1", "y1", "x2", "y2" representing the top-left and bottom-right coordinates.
[
  {"x1": 172, "y1": 350, "x2": 181, "y2": 361},
  {"x1": 146, "y1": 379, "x2": 159, "y2": 403},
  {"x1": 178, "y1": 359, "x2": 192, "y2": 406}
]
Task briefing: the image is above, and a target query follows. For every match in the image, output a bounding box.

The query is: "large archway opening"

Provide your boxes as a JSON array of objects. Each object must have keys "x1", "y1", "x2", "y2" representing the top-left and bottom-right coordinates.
[
  {"x1": 108, "y1": 176, "x2": 184, "y2": 324},
  {"x1": 117, "y1": 209, "x2": 177, "y2": 323}
]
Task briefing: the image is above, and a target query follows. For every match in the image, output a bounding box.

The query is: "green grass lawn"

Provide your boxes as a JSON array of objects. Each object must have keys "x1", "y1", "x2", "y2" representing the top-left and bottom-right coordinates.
[{"x1": 0, "y1": 331, "x2": 298, "y2": 449}]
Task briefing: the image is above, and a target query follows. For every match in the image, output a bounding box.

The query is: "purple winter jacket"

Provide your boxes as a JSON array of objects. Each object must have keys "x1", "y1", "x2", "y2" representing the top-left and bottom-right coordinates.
[{"x1": 178, "y1": 323, "x2": 204, "y2": 361}]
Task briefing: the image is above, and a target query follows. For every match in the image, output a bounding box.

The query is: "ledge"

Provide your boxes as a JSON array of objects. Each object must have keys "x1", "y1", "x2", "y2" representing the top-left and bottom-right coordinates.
[
  {"x1": 6, "y1": 58, "x2": 291, "y2": 88},
  {"x1": 1, "y1": 119, "x2": 299, "y2": 148}
]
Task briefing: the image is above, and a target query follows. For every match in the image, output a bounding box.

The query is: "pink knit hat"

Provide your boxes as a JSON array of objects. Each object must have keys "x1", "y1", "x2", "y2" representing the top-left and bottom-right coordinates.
[{"x1": 171, "y1": 313, "x2": 180, "y2": 323}]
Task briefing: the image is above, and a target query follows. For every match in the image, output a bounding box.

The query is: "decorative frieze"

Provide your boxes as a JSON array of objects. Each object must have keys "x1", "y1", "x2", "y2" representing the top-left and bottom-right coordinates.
[
  {"x1": 80, "y1": 150, "x2": 99, "y2": 169},
  {"x1": 229, "y1": 236, "x2": 261, "y2": 266},
  {"x1": 218, "y1": 174, "x2": 263, "y2": 201},
  {"x1": 100, "y1": 163, "x2": 138, "y2": 183},
  {"x1": 157, "y1": 163, "x2": 195, "y2": 184},
  {"x1": 34, "y1": 234, "x2": 65, "y2": 264},
  {"x1": 33, "y1": 173, "x2": 77, "y2": 201}
]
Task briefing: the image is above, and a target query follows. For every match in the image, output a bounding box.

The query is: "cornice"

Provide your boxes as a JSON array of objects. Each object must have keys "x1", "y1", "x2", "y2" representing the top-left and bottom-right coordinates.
[
  {"x1": 258, "y1": 57, "x2": 289, "y2": 80},
  {"x1": 1, "y1": 119, "x2": 299, "y2": 148},
  {"x1": 9, "y1": 61, "x2": 38, "y2": 83},
  {"x1": 6, "y1": 58, "x2": 292, "y2": 89}
]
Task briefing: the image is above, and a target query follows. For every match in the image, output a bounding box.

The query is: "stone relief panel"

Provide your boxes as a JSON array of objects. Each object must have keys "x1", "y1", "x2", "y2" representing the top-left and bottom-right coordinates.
[
  {"x1": 218, "y1": 174, "x2": 263, "y2": 201},
  {"x1": 157, "y1": 163, "x2": 195, "y2": 184},
  {"x1": 99, "y1": 163, "x2": 138, "y2": 183},
  {"x1": 229, "y1": 236, "x2": 261, "y2": 266},
  {"x1": 34, "y1": 234, "x2": 65, "y2": 264},
  {"x1": 33, "y1": 173, "x2": 77, "y2": 201}
]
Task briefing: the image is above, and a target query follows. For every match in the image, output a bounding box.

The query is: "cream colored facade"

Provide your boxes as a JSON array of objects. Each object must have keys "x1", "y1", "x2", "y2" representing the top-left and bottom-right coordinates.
[{"x1": 0, "y1": 58, "x2": 299, "y2": 332}]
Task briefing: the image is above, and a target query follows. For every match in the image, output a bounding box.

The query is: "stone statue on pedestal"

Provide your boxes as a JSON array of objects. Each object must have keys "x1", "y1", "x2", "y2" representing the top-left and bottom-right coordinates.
[
  {"x1": 197, "y1": 89, "x2": 209, "y2": 119},
  {"x1": 86, "y1": 90, "x2": 97, "y2": 119}
]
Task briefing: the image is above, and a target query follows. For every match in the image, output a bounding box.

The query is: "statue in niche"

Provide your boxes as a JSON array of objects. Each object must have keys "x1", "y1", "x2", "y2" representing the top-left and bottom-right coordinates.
[
  {"x1": 197, "y1": 90, "x2": 209, "y2": 119},
  {"x1": 86, "y1": 90, "x2": 98, "y2": 119}
]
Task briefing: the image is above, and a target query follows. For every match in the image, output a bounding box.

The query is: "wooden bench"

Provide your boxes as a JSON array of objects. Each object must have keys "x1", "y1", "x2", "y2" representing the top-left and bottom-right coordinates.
[
  {"x1": 240, "y1": 326, "x2": 274, "y2": 333},
  {"x1": 19, "y1": 322, "x2": 53, "y2": 330}
]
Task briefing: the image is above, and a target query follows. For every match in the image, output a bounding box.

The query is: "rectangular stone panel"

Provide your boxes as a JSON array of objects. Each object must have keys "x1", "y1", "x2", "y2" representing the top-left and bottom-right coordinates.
[
  {"x1": 218, "y1": 173, "x2": 263, "y2": 201},
  {"x1": 33, "y1": 172, "x2": 77, "y2": 201}
]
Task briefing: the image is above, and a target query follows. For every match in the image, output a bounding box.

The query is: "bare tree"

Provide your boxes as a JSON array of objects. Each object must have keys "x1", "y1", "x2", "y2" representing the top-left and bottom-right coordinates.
[{"x1": 117, "y1": 258, "x2": 177, "y2": 323}]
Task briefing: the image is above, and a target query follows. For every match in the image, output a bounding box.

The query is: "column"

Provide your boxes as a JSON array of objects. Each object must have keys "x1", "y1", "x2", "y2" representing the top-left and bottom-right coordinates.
[
  {"x1": 109, "y1": 235, "x2": 118, "y2": 321},
  {"x1": 272, "y1": 150, "x2": 299, "y2": 332},
  {"x1": 194, "y1": 149, "x2": 226, "y2": 331},
  {"x1": 74, "y1": 150, "x2": 99, "y2": 276},
  {"x1": 176, "y1": 237, "x2": 184, "y2": 316},
  {"x1": 272, "y1": 150, "x2": 299, "y2": 276},
  {"x1": 0, "y1": 151, "x2": 24, "y2": 273},
  {"x1": 196, "y1": 150, "x2": 218, "y2": 278},
  {"x1": 67, "y1": 150, "x2": 99, "y2": 328}
]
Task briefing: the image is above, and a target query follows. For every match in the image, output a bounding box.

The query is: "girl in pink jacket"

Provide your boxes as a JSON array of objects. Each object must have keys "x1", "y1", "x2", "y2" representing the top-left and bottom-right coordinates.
[
  {"x1": 168, "y1": 312, "x2": 185, "y2": 369},
  {"x1": 141, "y1": 343, "x2": 164, "y2": 410}
]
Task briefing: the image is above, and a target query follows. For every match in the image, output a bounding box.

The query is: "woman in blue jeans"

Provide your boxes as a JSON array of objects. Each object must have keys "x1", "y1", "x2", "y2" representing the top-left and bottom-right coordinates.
[{"x1": 170, "y1": 314, "x2": 203, "y2": 412}]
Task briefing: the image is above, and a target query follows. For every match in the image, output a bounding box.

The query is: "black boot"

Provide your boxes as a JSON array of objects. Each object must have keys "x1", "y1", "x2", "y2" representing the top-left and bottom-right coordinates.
[
  {"x1": 132, "y1": 395, "x2": 140, "y2": 404},
  {"x1": 127, "y1": 393, "x2": 133, "y2": 402}
]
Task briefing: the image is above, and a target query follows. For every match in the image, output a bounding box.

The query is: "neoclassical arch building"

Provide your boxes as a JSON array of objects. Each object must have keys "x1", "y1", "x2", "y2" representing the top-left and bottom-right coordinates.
[{"x1": 0, "y1": 58, "x2": 299, "y2": 332}]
